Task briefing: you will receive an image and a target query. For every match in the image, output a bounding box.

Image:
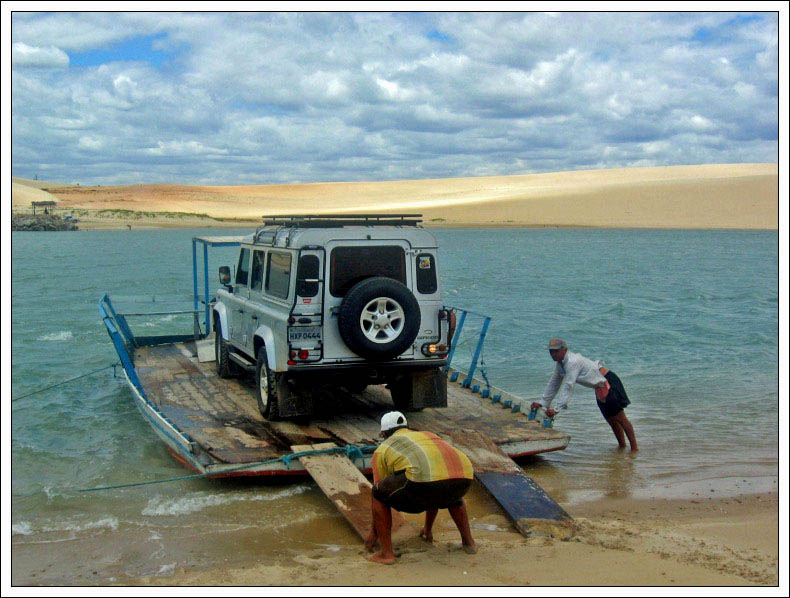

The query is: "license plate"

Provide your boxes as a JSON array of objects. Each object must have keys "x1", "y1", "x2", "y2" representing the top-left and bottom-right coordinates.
[{"x1": 288, "y1": 326, "x2": 322, "y2": 342}]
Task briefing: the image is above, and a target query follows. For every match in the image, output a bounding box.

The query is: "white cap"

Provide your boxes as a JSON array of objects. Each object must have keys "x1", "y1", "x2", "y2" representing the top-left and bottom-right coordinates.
[{"x1": 380, "y1": 411, "x2": 407, "y2": 435}]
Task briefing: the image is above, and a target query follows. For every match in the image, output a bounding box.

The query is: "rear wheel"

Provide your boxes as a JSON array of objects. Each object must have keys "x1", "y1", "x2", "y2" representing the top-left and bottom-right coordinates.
[
  {"x1": 389, "y1": 376, "x2": 423, "y2": 412},
  {"x1": 255, "y1": 346, "x2": 281, "y2": 420}
]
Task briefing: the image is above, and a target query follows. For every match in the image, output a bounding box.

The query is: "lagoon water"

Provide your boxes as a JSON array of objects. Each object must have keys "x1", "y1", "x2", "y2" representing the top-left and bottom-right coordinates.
[{"x1": 10, "y1": 228, "x2": 779, "y2": 582}]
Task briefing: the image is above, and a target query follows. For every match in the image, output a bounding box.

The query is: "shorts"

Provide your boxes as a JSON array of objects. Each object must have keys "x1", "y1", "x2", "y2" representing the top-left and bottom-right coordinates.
[
  {"x1": 372, "y1": 471, "x2": 472, "y2": 514},
  {"x1": 597, "y1": 370, "x2": 631, "y2": 419}
]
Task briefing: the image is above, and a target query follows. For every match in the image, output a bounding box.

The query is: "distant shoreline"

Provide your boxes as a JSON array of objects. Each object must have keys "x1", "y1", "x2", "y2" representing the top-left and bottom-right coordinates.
[{"x1": 12, "y1": 163, "x2": 779, "y2": 230}]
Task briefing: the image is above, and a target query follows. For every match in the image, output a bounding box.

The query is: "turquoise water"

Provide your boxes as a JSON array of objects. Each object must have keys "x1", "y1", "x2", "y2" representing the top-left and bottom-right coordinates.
[{"x1": 10, "y1": 228, "x2": 778, "y2": 581}]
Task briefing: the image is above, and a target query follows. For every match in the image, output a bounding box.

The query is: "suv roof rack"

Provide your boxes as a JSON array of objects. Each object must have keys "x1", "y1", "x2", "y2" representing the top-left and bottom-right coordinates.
[{"x1": 261, "y1": 214, "x2": 423, "y2": 228}]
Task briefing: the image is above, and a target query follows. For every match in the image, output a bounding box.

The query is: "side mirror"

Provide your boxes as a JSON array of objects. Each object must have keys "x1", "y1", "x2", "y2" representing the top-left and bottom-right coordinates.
[{"x1": 219, "y1": 266, "x2": 231, "y2": 286}]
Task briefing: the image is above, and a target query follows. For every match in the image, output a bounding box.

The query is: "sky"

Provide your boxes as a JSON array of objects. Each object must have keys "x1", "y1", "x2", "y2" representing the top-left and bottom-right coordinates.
[{"x1": 7, "y1": 9, "x2": 781, "y2": 186}]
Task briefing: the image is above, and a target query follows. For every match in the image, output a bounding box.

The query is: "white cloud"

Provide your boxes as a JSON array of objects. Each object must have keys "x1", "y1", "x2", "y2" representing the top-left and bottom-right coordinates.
[
  {"x1": 77, "y1": 136, "x2": 103, "y2": 150},
  {"x1": 146, "y1": 140, "x2": 228, "y2": 157},
  {"x1": 9, "y1": 11, "x2": 779, "y2": 185},
  {"x1": 12, "y1": 43, "x2": 69, "y2": 68}
]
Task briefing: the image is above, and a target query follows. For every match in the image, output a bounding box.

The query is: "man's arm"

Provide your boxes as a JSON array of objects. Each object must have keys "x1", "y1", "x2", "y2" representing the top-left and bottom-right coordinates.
[
  {"x1": 551, "y1": 361, "x2": 581, "y2": 412},
  {"x1": 535, "y1": 363, "x2": 563, "y2": 410},
  {"x1": 372, "y1": 449, "x2": 384, "y2": 484}
]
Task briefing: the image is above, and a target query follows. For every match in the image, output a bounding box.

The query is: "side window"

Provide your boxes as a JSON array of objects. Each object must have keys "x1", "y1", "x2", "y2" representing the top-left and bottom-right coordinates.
[
  {"x1": 296, "y1": 255, "x2": 320, "y2": 297},
  {"x1": 250, "y1": 250, "x2": 265, "y2": 291},
  {"x1": 415, "y1": 254, "x2": 437, "y2": 294},
  {"x1": 236, "y1": 248, "x2": 250, "y2": 286},
  {"x1": 266, "y1": 251, "x2": 292, "y2": 300}
]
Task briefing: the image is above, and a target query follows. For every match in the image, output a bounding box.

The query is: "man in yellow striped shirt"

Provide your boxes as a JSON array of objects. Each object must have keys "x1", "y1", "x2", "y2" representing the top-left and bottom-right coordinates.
[{"x1": 365, "y1": 411, "x2": 476, "y2": 564}]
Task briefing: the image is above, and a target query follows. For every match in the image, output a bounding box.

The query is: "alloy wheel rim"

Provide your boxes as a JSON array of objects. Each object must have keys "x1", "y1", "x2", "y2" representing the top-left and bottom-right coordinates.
[{"x1": 359, "y1": 296, "x2": 405, "y2": 343}]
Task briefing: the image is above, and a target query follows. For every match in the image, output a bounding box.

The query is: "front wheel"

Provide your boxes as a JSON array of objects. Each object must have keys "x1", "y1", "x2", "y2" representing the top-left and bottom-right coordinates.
[
  {"x1": 215, "y1": 326, "x2": 237, "y2": 378},
  {"x1": 255, "y1": 346, "x2": 280, "y2": 420}
]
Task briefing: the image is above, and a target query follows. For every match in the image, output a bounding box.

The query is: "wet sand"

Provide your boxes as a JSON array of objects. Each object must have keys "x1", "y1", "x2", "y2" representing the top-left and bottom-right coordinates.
[
  {"x1": 142, "y1": 494, "x2": 780, "y2": 587},
  {"x1": 11, "y1": 488, "x2": 779, "y2": 587}
]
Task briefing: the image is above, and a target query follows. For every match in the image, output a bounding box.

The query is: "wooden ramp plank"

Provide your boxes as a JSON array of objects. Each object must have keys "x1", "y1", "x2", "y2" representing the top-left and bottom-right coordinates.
[
  {"x1": 291, "y1": 443, "x2": 417, "y2": 544},
  {"x1": 441, "y1": 429, "x2": 573, "y2": 537}
]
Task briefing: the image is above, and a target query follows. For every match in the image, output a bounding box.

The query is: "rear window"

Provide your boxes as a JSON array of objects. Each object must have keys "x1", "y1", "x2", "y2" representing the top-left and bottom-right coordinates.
[{"x1": 330, "y1": 246, "x2": 406, "y2": 297}]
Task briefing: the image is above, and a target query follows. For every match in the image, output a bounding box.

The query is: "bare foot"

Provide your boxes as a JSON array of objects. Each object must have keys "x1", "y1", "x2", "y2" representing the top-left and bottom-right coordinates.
[
  {"x1": 629, "y1": 447, "x2": 639, "y2": 453},
  {"x1": 462, "y1": 543, "x2": 477, "y2": 554},
  {"x1": 368, "y1": 552, "x2": 396, "y2": 565},
  {"x1": 419, "y1": 527, "x2": 433, "y2": 543},
  {"x1": 364, "y1": 537, "x2": 379, "y2": 552}
]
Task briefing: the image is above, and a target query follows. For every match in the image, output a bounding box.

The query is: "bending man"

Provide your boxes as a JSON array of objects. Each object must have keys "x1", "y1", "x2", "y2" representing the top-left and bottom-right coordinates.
[
  {"x1": 366, "y1": 411, "x2": 476, "y2": 564},
  {"x1": 531, "y1": 338, "x2": 638, "y2": 452}
]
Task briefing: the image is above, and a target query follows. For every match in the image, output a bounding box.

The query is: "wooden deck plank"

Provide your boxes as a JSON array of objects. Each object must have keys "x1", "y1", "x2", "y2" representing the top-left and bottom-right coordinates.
[
  {"x1": 132, "y1": 343, "x2": 570, "y2": 470},
  {"x1": 291, "y1": 443, "x2": 417, "y2": 543}
]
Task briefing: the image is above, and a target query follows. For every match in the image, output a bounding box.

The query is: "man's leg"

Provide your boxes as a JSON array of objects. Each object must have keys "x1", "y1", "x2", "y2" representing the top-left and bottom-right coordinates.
[
  {"x1": 420, "y1": 508, "x2": 438, "y2": 543},
  {"x1": 605, "y1": 415, "x2": 627, "y2": 448},
  {"x1": 447, "y1": 501, "x2": 477, "y2": 554},
  {"x1": 368, "y1": 497, "x2": 396, "y2": 564},
  {"x1": 612, "y1": 411, "x2": 638, "y2": 452}
]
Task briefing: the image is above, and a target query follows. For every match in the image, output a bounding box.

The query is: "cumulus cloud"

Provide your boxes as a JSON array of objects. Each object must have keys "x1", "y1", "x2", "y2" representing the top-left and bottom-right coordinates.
[
  {"x1": 12, "y1": 43, "x2": 69, "y2": 68},
  {"x1": 9, "y1": 11, "x2": 779, "y2": 185}
]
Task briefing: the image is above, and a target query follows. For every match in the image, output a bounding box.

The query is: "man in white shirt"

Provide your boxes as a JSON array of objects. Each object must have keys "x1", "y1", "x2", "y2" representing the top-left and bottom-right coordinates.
[{"x1": 531, "y1": 338, "x2": 638, "y2": 452}]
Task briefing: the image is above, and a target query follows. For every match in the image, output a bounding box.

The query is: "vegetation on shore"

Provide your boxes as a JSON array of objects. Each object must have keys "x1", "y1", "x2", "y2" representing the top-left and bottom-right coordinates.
[{"x1": 11, "y1": 214, "x2": 78, "y2": 231}]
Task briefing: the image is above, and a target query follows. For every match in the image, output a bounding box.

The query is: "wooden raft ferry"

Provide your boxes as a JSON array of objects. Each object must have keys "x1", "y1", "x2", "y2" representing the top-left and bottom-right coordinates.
[
  {"x1": 99, "y1": 235, "x2": 570, "y2": 479},
  {"x1": 128, "y1": 339, "x2": 569, "y2": 477}
]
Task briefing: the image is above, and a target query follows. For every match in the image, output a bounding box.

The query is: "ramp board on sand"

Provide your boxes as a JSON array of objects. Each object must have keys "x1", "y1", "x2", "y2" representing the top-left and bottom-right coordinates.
[
  {"x1": 291, "y1": 443, "x2": 417, "y2": 543},
  {"x1": 442, "y1": 429, "x2": 573, "y2": 537}
]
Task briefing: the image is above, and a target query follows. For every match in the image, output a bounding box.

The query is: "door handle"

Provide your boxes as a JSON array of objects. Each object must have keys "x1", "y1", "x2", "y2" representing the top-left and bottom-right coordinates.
[{"x1": 251, "y1": 315, "x2": 258, "y2": 320}]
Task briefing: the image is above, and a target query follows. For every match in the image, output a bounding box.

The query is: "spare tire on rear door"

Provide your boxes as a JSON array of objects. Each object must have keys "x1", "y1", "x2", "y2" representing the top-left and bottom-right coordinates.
[{"x1": 338, "y1": 277, "x2": 421, "y2": 361}]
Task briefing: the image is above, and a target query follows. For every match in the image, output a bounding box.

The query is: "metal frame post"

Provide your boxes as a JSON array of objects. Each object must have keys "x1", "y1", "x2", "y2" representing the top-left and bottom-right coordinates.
[
  {"x1": 203, "y1": 242, "x2": 210, "y2": 333},
  {"x1": 462, "y1": 316, "x2": 490, "y2": 388},
  {"x1": 192, "y1": 238, "x2": 198, "y2": 319}
]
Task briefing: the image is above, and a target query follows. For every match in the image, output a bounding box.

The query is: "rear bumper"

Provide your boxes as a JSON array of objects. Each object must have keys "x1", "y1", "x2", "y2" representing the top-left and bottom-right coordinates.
[{"x1": 284, "y1": 358, "x2": 447, "y2": 375}]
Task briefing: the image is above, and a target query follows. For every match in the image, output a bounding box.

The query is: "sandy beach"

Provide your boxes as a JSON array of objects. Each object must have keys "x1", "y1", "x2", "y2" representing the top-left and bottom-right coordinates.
[
  {"x1": 11, "y1": 163, "x2": 778, "y2": 230},
  {"x1": 11, "y1": 486, "x2": 779, "y2": 588},
  {"x1": 117, "y1": 492, "x2": 780, "y2": 587}
]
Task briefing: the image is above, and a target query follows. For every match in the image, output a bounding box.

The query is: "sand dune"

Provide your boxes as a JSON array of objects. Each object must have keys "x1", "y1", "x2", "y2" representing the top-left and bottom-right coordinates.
[
  {"x1": 12, "y1": 164, "x2": 778, "y2": 229},
  {"x1": 11, "y1": 182, "x2": 62, "y2": 207}
]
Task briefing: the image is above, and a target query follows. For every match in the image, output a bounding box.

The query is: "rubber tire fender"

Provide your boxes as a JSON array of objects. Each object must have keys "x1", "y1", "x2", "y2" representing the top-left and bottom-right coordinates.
[{"x1": 337, "y1": 277, "x2": 421, "y2": 361}]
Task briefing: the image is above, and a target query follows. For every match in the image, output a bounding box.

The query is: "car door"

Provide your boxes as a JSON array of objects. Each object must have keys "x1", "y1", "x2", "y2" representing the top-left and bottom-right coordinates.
[
  {"x1": 245, "y1": 249, "x2": 266, "y2": 355},
  {"x1": 230, "y1": 247, "x2": 251, "y2": 349}
]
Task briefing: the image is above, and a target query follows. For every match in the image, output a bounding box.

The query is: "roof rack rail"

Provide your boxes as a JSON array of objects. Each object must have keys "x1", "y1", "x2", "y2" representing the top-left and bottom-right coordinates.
[{"x1": 260, "y1": 214, "x2": 423, "y2": 228}]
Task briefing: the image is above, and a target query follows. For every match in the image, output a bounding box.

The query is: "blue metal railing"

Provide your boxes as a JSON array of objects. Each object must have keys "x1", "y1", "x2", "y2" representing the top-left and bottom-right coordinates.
[
  {"x1": 191, "y1": 236, "x2": 244, "y2": 335},
  {"x1": 99, "y1": 294, "x2": 146, "y2": 399},
  {"x1": 444, "y1": 307, "x2": 492, "y2": 392},
  {"x1": 99, "y1": 293, "x2": 200, "y2": 455}
]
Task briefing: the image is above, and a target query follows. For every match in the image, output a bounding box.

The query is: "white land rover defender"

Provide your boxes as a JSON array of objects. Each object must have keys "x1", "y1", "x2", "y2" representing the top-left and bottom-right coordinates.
[{"x1": 212, "y1": 214, "x2": 453, "y2": 420}]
